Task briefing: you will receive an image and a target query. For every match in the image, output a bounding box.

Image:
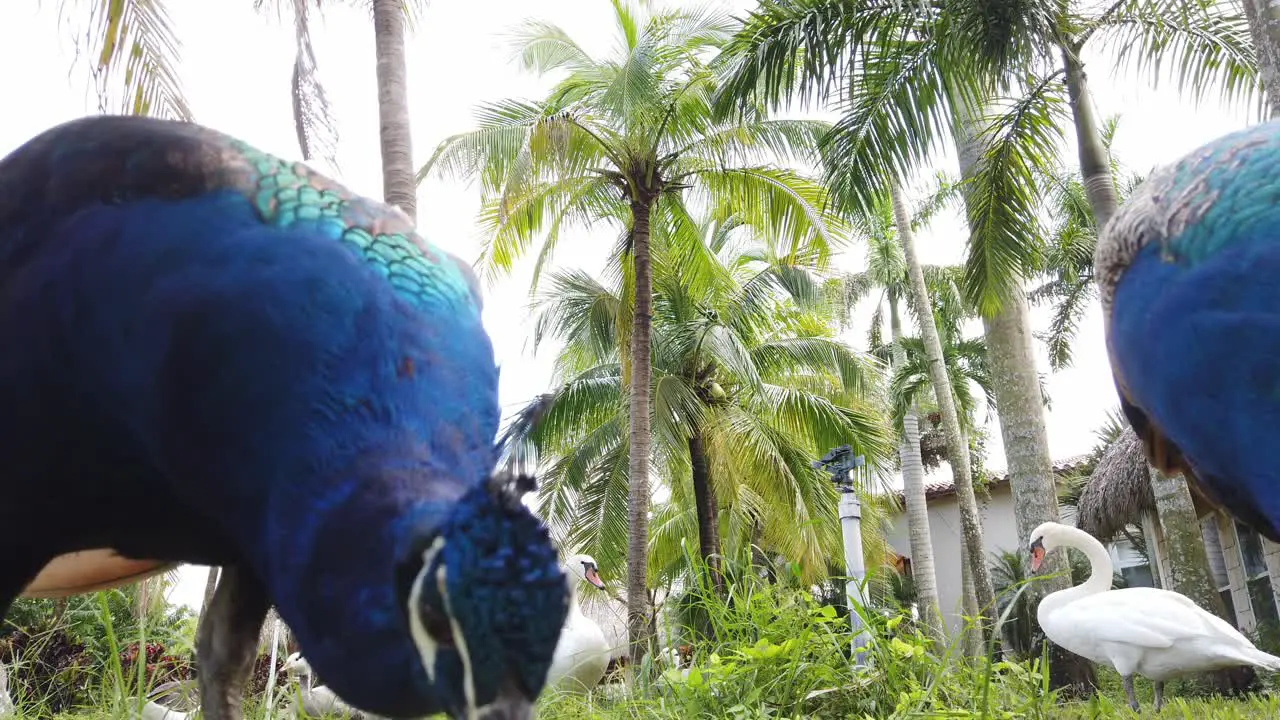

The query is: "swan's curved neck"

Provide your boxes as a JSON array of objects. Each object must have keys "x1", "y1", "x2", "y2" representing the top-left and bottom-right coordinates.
[
  {"x1": 1041, "y1": 525, "x2": 1114, "y2": 613},
  {"x1": 562, "y1": 567, "x2": 585, "y2": 614}
]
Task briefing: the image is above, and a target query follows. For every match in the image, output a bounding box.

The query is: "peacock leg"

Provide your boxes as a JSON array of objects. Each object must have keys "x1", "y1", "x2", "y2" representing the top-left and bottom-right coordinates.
[
  {"x1": 1153, "y1": 681, "x2": 1164, "y2": 712},
  {"x1": 196, "y1": 565, "x2": 270, "y2": 720},
  {"x1": 1122, "y1": 675, "x2": 1139, "y2": 712}
]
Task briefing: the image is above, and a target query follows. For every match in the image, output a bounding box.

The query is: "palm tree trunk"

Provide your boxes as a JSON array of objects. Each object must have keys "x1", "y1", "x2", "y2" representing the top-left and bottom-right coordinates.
[
  {"x1": 957, "y1": 427, "x2": 982, "y2": 657},
  {"x1": 958, "y1": 516, "x2": 982, "y2": 656},
  {"x1": 982, "y1": 292, "x2": 1095, "y2": 694},
  {"x1": 1151, "y1": 470, "x2": 1227, "y2": 617},
  {"x1": 1061, "y1": 44, "x2": 1119, "y2": 227},
  {"x1": 887, "y1": 294, "x2": 945, "y2": 648},
  {"x1": 1242, "y1": 0, "x2": 1280, "y2": 118},
  {"x1": 626, "y1": 198, "x2": 656, "y2": 662},
  {"x1": 750, "y1": 519, "x2": 768, "y2": 575},
  {"x1": 371, "y1": 0, "x2": 417, "y2": 220},
  {"x1": 688, "y1": 431, "x2": 724, "y2": 593},
  {"x1": 1150, "y1": 469, "x2": 1246, "y2": 692},
  {"x1": 952, "y1": 104, "x2": 1095, "y2": 690},
  {"x1": 889, "y1": 184, "x2": 995, "y2": 637},
  {"x1": 201, "y1": 566, "x2": 220, "y2": 619}
]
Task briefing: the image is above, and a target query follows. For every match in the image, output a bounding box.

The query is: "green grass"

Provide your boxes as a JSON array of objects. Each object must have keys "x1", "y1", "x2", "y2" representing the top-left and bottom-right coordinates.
[{"x1": 4, "y1": 574, "x2": 1277, "y2": 720}]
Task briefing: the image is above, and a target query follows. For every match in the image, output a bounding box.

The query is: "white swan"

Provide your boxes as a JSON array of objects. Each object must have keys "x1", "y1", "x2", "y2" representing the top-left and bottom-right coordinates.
[
  {"x1": 1029, "y1": 521, "x2": 1280, "y2": 711},
  {"x1": 279, "y1": 652, "x2": 367, "y2": 719},
  {"x1": 0, "y1": 662, "x2": 14, "y2": 717},
  {"x1": 545, "y1": 554, "x2": 610, "y2": 693},
  {"x1": 128, "y1": 700, "x2": 193, "y2": 720}
]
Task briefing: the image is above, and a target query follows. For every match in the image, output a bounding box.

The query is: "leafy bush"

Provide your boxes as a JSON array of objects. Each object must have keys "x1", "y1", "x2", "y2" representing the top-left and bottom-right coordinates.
[
  {"x1": 119, "y1": 641, "x2": 193, "y2": 690},
  {"x1": 0, "y1": 627, "x2": 96, "y2": 713}
]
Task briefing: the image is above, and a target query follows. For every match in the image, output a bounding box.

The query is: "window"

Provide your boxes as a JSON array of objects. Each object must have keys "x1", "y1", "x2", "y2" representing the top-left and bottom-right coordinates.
[
  {"x1": 1236, "y1": 521, "x2": 1269, "y2": 579},
  {"x1": 1108, "y1": 535, "x2": 1156, "y2": 588},
  {"x1": 1202, "y1": 515, "x2": 1239, "y2": 627},
  {"x1": 1120, "y1": 564, "x2": 1155, "y2": 589},
  {"x1": 1236, "y1": 521, "x2": 1280, "y2": 628}
]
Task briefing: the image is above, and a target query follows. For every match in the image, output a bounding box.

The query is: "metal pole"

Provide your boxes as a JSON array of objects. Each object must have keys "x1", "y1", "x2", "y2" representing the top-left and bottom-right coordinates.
[{"x1": 838, "y1": 483, "x2": 872, "y2": 666}]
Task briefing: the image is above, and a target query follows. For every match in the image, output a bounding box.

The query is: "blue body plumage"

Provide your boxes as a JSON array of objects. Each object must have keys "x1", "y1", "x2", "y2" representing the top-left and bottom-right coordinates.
[
  {"x1": 1097, "y1": 119, "x2": 1280, "y2": 542},
  {"x1": 0, "y1": 115, "x2": 568, "y2": 720}
]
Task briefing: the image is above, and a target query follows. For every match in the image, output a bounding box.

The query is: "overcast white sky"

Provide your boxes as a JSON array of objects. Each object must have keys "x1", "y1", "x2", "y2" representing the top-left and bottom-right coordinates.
[{"x1": 0, "y1": 1, "x2": 1256, "y2": 610}]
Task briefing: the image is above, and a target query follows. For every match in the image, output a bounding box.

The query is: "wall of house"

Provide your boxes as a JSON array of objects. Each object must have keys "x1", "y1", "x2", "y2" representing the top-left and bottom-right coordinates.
[
  {"x1": 1194, "y1": 508, "x2": 1280, "y2": 635},
  {"x1": 884, "y1": 483, "x2": 1022, "y2": 639},
  {"x1": 1264, "y1": 537, "x2": 1280, "y2": 621},
  {"x1": 1216, "y1": 513, "x2": 1256, "y2": 631}
]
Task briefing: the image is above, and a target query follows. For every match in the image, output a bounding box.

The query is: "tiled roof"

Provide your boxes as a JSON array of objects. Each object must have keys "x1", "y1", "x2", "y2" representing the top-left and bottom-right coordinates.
[{"x1": 891, "y1": 454, "x2": 1091, "y2": 504}]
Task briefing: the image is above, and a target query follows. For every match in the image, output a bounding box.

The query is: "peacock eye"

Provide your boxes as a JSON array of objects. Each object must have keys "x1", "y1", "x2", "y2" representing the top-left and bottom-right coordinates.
[{"x1": 420, "y1": 605, "x2": 456, "y2": 648}]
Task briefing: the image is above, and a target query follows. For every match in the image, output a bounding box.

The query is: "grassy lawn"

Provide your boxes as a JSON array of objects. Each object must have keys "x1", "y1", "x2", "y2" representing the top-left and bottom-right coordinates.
[{"x1": 6, "y1": 579, "x2": 1277, "y2": 720}]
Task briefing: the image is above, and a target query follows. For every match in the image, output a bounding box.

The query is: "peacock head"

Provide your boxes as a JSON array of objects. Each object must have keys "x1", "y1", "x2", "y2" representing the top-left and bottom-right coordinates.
[{"x1": 398, "y1": 472, "x2": 568, "y2": 720}]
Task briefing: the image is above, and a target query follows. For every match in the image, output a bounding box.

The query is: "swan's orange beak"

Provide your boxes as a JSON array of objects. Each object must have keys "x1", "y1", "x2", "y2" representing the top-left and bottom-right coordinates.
[
  {"x1": 584, "y1": 564, "x2": 606, "y2": 589},
  {"x1": 1029, "y1": 540, "x2": 1046, "y2": 573}
]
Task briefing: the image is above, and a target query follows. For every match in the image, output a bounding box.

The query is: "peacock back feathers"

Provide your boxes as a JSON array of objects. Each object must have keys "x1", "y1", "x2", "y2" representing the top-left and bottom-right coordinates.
[{"x1": 0, "y1": 115, "x2": 480, "y2": 320}]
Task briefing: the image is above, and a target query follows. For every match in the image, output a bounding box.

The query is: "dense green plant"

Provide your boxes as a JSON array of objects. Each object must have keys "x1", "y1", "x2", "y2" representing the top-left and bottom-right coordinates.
[
  {"x1": 422, "y1": 1, "x2": 848, "y2": 651},
  {"x1": 501, "y1": 216, "x2": 890, "y2": 588},
  {"x1": 540, "y1": 562, "x2": 1063, "y2": 719}
]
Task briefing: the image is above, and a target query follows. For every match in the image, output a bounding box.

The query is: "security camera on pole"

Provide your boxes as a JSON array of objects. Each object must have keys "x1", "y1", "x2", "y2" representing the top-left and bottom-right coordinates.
[{"x1": 812, "y1": 445, "x2": 870, "y2": 665}]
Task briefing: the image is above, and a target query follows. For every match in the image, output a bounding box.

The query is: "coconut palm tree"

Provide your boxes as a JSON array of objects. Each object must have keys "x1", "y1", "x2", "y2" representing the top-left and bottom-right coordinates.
[
  {"x1": 420, "y1": 1, "x2": 844, "y2": 657},
  {"x1": 499, "y1": 214, "x2": 891, "y2": 597}
]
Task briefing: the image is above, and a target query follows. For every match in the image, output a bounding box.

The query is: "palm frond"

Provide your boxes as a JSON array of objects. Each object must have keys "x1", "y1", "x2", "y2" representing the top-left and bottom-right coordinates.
[
  {"x1": 67, "y1": 0, "x2": 191, "y2": 120},
  {"x1": 712, "y1": 0, "x2": 924, "y2": 114},
  {"x1": 961, "y1": 76, "x2": 1065, "y2": 314},
  {"x1": 683, "y1": 165, "x2": 847, "y2": 262},
  {"x1": 1089, "y1": 0, "x2": 1261, "y2": 113}
]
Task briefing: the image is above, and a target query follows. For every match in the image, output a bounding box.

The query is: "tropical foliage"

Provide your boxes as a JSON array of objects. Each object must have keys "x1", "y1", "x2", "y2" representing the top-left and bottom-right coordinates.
[
  {"x1": 12, "y1": 0, "x2": 1280, "y2": 716},
  {"x1": 714, "y1": 0, "x2": 1257, "y2": 308},
  {"x1": 420, "y1": 0, "x2": 847, "y2": 651},
  {"x1": 501, "y1": 214, "x2": 892, "y2": 588}
]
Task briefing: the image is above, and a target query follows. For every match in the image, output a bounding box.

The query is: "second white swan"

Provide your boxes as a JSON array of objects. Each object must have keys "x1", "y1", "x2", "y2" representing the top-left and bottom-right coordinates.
[{"x1": 1029, "y1": 521, "x2": 1280, "y2": 712}]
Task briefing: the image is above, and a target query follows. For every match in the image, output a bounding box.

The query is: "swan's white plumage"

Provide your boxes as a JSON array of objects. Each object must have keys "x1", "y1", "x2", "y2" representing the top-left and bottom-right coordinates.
[
  {"x1": 0, "y1": 662, "x2": 14, "y2": 717},
  {"x1": 1030, "y1": 521, "x2": 1280, "y2": 710},
  {"x1": 545, "y1": 554, "x2": 611, "y2": 694},
  {"x1": 130, "y1": 700, "x2": 193, "y2": 720},
  {"x1": 280, "y1": 650, "x2": 368, "y2": 719}
]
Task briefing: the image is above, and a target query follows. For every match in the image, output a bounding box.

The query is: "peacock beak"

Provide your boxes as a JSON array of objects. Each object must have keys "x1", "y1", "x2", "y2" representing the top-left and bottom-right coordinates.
[
  {"x1": 474, "y1": 683, "x2": 534, "y2": 720},
  {"x1": 584, "y1": 564, "x2": 605, "y2": 590}
]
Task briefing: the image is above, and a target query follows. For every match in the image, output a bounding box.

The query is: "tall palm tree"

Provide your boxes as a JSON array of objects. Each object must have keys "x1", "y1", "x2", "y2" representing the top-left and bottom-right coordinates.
[
  {"x1": 883, "y1": 256, "x2": 997, "y2": 654},
  {"x1": 420, "y1": 1, "x2": 843, "y2": 657},
  {"x1": 714, "y1": 0, "x2": 1255, "y2": 683},
  {"x1": 370, "y1": 0, "x2": 422, "y2": 218},
  {"x1": 830, "y1": 194, "x2": 969, "y2": 648},
  {"x1": 500, "y1": 217, "x2": 891, "y2": 596}
]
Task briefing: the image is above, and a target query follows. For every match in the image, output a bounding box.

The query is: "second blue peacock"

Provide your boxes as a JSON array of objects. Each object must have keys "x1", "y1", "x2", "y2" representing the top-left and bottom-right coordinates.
[
  {"x1": 0, "y1": 115, "x2": 569, "y2": 720},
  {"x1": 1097, "y1": 119, "x2": 1280, "y2": 543}
]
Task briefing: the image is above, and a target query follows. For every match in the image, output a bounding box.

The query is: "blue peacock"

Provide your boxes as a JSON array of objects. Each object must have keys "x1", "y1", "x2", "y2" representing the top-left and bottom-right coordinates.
[
  {"x1": 0, "y1": 115, "x2": 569, "y2": 720},
  {"x1": 1097, "y1": 118, "x2": 1280, "y2": 543}
]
